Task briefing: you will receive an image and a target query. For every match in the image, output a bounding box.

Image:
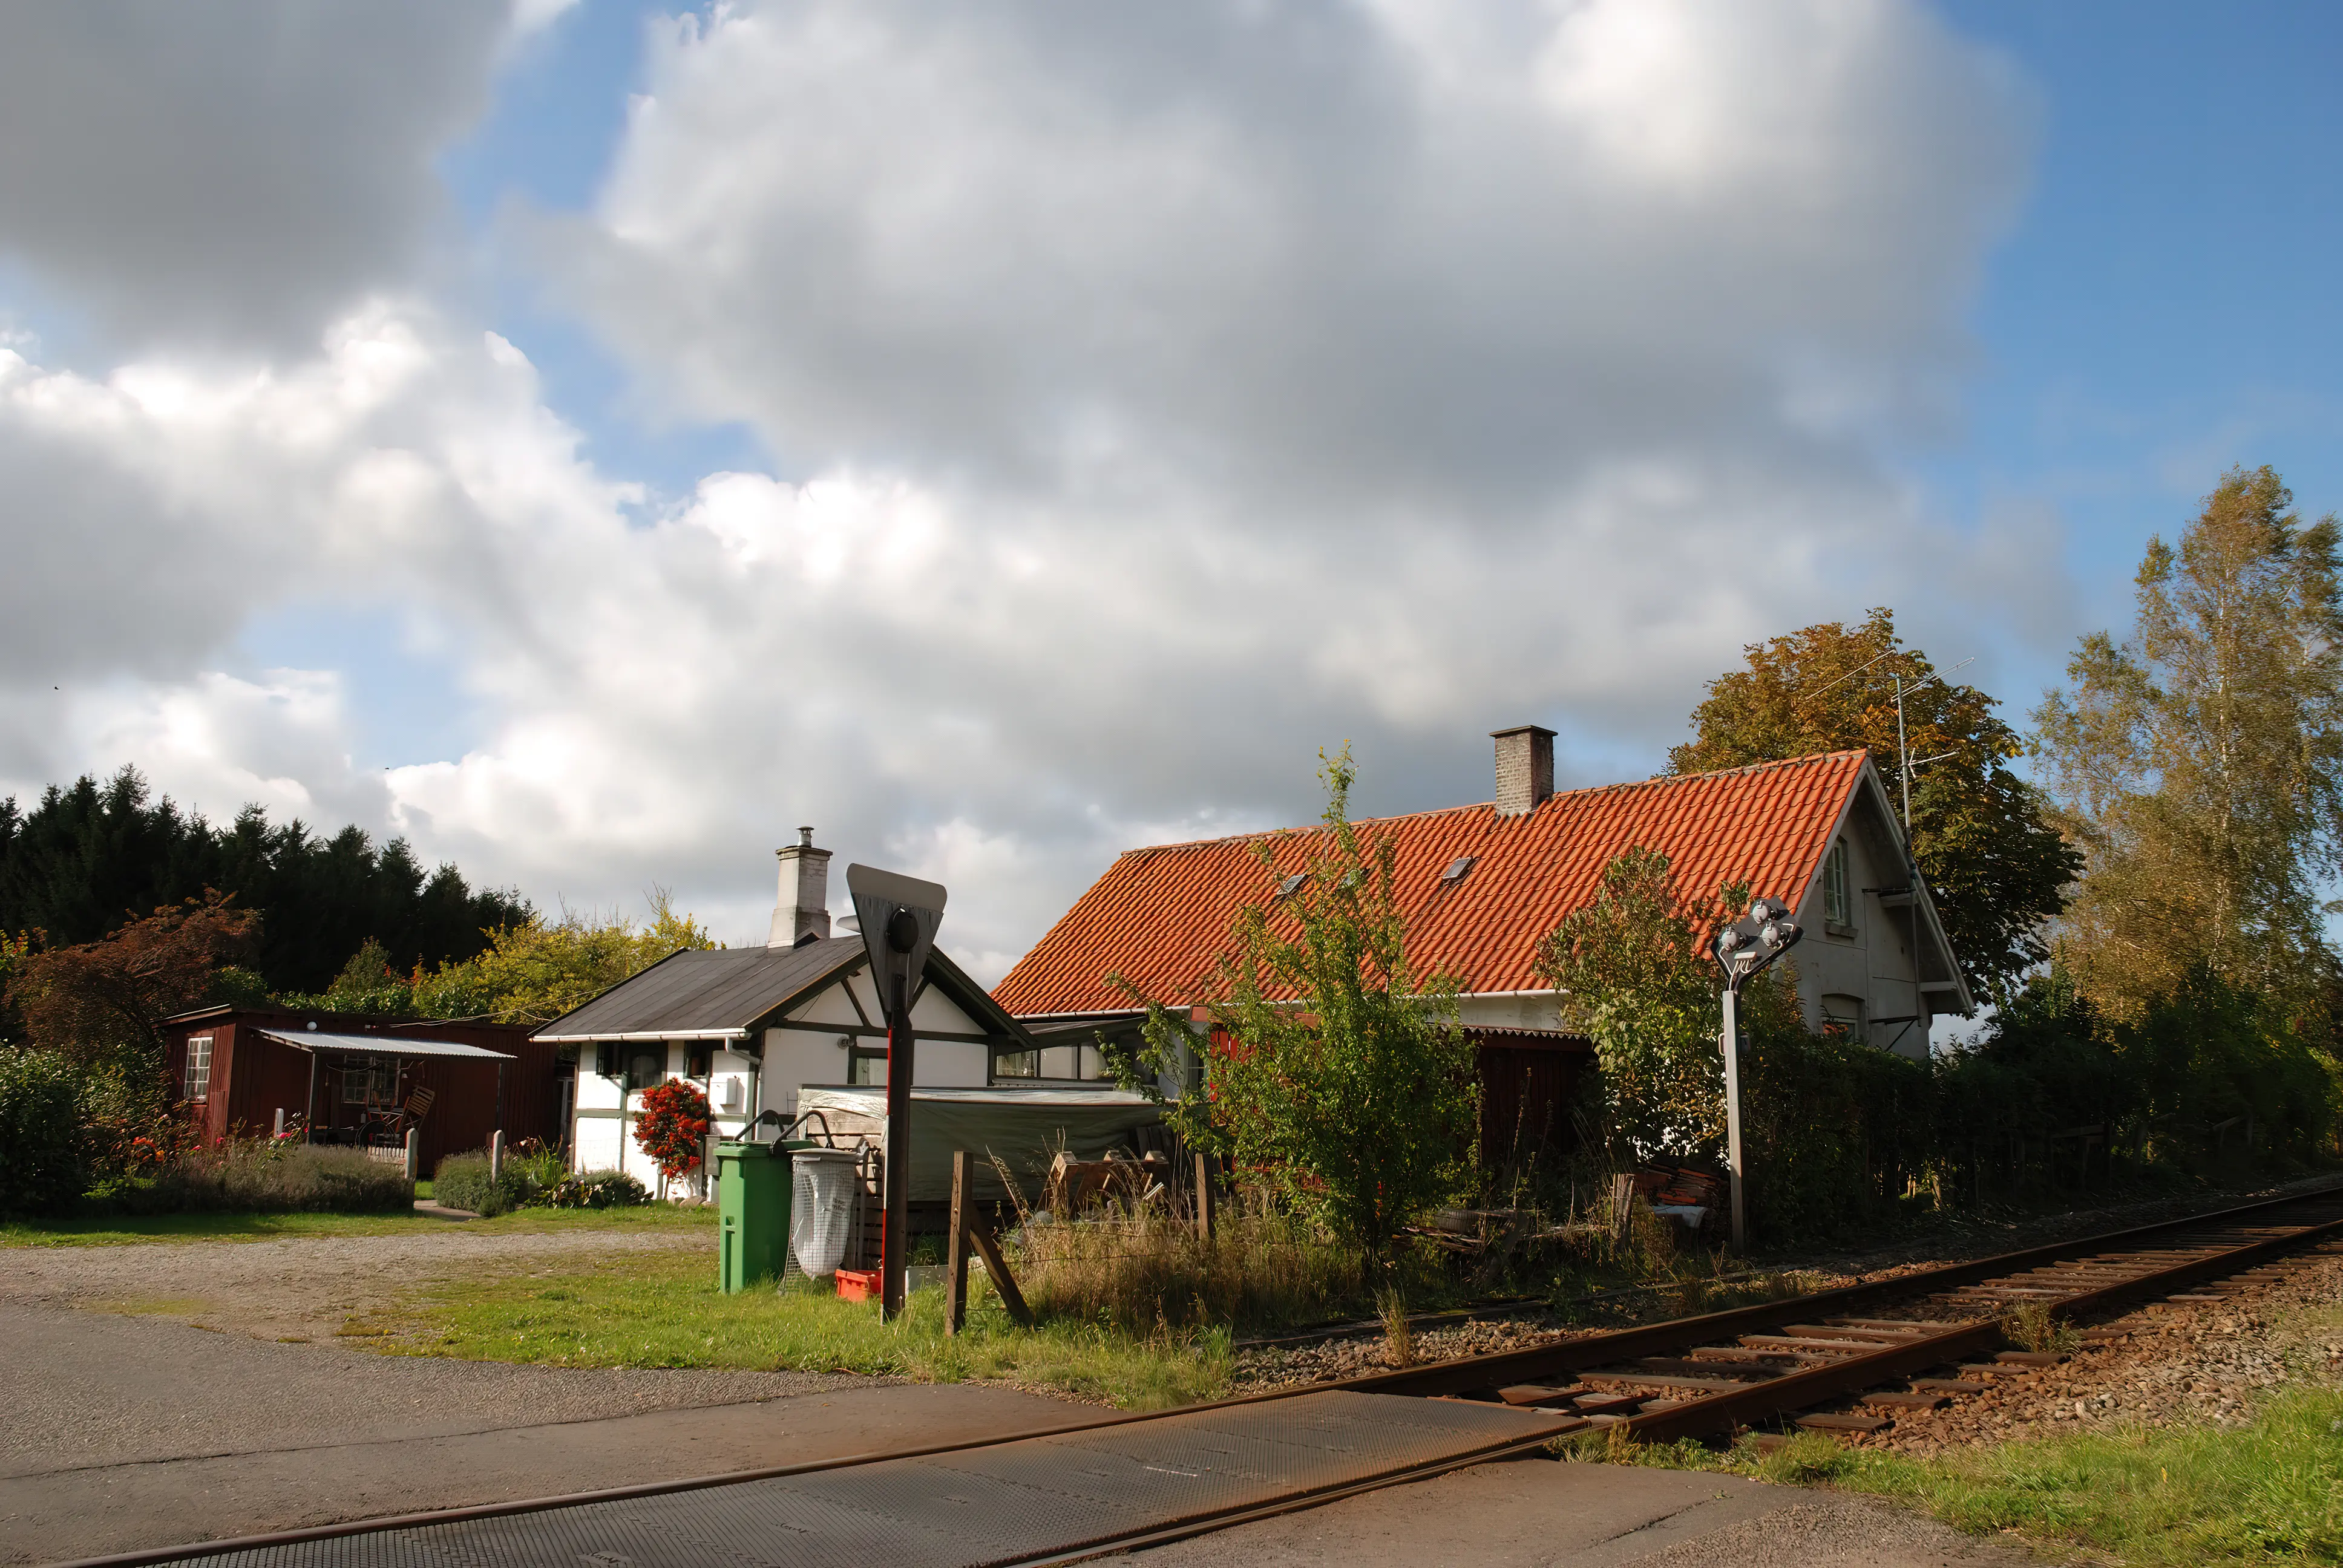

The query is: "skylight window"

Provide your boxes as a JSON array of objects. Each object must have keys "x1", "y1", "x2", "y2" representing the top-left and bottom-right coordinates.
[
  {"x1": 1441, "y1": 855, "x2": 1478, "y2": 885},
  {"x1": 1275, "y1": 872, "x2": 1308, "y2": 898}
]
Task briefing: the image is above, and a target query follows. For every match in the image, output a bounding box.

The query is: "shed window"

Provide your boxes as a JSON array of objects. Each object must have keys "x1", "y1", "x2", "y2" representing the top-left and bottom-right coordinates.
[
  {"x1": 685, "y1": 1041, "x2": 713, "y2": 1079},
  {"x1": 1823, "y1": 839, "x2": 1852, "y2": 928},
  {"x1": 626, "y1": 1048, "x2": 666, "y2": 1091},
  {"x1": 185, "y1": 1036, "x2": 213, "y2": 1102}
]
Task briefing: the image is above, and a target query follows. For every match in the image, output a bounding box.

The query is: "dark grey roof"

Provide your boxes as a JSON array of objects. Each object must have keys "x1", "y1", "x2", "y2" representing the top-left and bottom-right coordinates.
[
  {"x1": 532, "y1": 938, "x2": 1038, "y2": 1047},
  {"x1": 533, "y1": 939, "x2": 863, "y2": 1040}
]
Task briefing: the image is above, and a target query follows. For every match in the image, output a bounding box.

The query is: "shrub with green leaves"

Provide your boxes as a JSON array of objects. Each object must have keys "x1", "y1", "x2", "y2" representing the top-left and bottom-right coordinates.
[
  {"x1": 432, "y1": 1149, "x2": 537, "y2": 1216},
  {"x1": 532, "y1": 1169, "x2": 650, "y2": 1209},
  {"x1": 0, "y1": 1048, "x2": 90, "y2": 1216}
]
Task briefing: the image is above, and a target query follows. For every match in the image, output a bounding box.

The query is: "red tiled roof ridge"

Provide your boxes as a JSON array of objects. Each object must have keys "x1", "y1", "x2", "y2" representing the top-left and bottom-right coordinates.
[
  {"x1": 1107, "y1": 748, "x2": 1869, "y2": 858},
  {"x1": 996, "y1": 747, "x2": 1875, "y2": 1015}
]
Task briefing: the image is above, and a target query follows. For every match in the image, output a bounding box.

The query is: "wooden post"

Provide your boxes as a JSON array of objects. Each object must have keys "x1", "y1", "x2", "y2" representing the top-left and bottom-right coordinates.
[
  {"x1": 946, "y1": 1149, "x2": 972, "y2": 1335},
  {"x1": 1193, "y1": 1151, "x2": 1217, "y2": 1241},
  {"x1": 304, "y1": 1050, "x2": 319, "y2": 1144},
  {"x1": 404, "y1": 1127, "x2": 420, "y2": 1182},
  {"x1": 962, "y1": 1212, "x2": 1031, "y2": 1327},
  {"x1": 490, "y1": 1129, "x2": 504, "y2": 1183}
]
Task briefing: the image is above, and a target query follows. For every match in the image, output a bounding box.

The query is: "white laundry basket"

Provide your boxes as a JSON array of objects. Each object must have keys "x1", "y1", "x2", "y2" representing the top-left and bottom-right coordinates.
[{"x1": 790, "y1": 1147, "x2": 859, "y2": 1278}]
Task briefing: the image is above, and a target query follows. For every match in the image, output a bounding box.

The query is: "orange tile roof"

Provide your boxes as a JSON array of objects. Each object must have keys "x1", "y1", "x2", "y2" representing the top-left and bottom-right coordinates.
[{"x1": 992, "y1": 751, "x2": 1870, "y2": 1016}]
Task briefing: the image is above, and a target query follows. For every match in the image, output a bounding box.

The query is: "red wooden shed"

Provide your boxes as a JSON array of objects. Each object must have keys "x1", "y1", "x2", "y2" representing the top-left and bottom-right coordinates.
[{"x1": 157, "y1": 1007, "x2": 565, "y2": 1170}]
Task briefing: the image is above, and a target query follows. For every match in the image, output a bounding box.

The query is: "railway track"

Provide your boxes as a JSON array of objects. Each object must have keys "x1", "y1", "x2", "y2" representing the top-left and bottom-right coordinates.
[
  {"x1": 1341, "y1": 1181, "x2": 2343, "y2": 1445},
  {"x1": 71, "y1": 1181, "x2": 2343, "y2": 1568}
]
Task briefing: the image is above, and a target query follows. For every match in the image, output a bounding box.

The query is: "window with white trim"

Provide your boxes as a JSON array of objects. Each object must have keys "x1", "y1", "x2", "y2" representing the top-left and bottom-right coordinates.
[
  {"x1": 1823, "y1": 838, "x2": 1852, "y2": 929},
  {"x1": 185, "y1": 1035, "x2": 214, "y2": 1101}
]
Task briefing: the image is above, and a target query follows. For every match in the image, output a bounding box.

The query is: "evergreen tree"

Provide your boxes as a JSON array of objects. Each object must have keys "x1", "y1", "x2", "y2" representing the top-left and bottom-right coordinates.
[{"x1": 0, "y1": 768, "x2": 530, "y2": 992}]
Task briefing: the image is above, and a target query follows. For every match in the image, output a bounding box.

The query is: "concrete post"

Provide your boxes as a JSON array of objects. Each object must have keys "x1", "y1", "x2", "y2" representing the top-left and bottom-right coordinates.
[
  {"x1": 1720, "y1": 986, "x2": 1746, "y2": 1254},
  {"x1": 272, "y1": 1108, "x2": 286, "y2": 1138},
  {"x1": 490, "y1": 1129, "x2": 505, "y2": 1184},
  {"x1": 404, "y1": 1127, "x2": 420, "y2": 1183}
]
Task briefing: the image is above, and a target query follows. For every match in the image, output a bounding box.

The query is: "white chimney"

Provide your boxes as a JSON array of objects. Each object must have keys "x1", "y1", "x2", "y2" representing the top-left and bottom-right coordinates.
[
  {"x1": 1492, "y1": 725, "x2": 1556, "y2": 816},
  {"x1": 769, "y1": 827, "x2": 833, "y2": 947}
]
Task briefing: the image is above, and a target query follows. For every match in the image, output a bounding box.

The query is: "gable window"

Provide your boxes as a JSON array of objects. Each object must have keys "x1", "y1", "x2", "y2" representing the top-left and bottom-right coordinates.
[
  {"x1": 1822, "y1": 993, "x2": 1866, "y2": 1040},
  {"x1": 185, "y1": 1036, "x2": 213, "y2": 1102},
  {"x1": 1823, "y1": 838, "x2": 1852, "y2": 929}
]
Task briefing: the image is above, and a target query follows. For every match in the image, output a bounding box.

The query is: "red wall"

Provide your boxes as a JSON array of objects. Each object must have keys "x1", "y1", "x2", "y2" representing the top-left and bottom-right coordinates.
[{"x1": 159, "y1": 1008, "x2": 566, "y2": 1171}]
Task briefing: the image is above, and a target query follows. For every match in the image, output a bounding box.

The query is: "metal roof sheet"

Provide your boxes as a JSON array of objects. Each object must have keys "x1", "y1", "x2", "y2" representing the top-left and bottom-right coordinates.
[
  {"x1": 256, "y1": 1030, "x2": 515, "y2": 1060},
  {"x1": 992, "y1": 751, "x2": 1875, "y2": 1016}
]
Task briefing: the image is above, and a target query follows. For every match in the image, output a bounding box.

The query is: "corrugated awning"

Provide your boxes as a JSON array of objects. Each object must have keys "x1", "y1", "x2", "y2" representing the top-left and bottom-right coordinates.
[{"x1": 257, "y1": 1030, "x2": 515, "y2": 1061}]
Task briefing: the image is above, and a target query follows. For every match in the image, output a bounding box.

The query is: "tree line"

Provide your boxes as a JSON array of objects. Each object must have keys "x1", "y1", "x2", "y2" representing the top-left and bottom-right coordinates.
[{"x1": 0, "y1": 769, "x2": 531, "y2": 994}]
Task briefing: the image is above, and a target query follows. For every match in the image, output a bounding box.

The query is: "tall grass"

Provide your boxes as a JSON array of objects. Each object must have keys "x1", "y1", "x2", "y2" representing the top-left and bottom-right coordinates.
[
  {"x1": 1012, "y1": 1206, "x2": 1365, "y2": 1334},
  {"x1": 105, "y1": 1140, "x2": 412, "y2": 1214}
]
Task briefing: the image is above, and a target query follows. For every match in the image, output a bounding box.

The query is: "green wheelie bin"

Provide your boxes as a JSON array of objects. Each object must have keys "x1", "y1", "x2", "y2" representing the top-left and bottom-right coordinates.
[{"x1": 716, "y1": 1138, "x2": 811, "y2": 1292}]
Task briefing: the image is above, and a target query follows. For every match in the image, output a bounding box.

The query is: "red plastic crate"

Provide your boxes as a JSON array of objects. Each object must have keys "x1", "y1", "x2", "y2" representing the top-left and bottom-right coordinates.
[{"x1": 835, "y1": 1267, "x2": 880, "y2": 1303}]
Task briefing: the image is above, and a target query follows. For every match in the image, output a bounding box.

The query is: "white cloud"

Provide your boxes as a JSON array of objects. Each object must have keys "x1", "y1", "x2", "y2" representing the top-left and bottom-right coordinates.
[{"x1": 0, "y1": 1, "x2": 2063, "y2": 981}]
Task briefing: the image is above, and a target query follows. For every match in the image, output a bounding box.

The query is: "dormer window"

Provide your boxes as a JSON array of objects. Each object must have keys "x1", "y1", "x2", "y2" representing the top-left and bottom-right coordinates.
[{"x1": 1823, "y1": 838, "x2": 1852, "y2": 929}]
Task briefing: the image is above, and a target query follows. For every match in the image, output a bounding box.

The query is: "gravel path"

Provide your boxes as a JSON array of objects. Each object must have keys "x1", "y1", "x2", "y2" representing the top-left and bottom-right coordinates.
[{"x1": 0, "y1": 1224, "x2": 703, "y2": 1342}]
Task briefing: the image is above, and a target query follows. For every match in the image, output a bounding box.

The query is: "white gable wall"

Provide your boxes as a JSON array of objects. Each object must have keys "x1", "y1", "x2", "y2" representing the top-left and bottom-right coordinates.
[{"x1": 568, "y1": 961, "x2": 1004, "y2": 1181}]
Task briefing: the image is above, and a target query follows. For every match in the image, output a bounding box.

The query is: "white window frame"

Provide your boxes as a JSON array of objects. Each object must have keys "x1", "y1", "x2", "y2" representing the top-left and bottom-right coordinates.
[
  {"x1": 1823, "y1": 838, "x2": 1852, "y2": 929},
  {"x1": 185, "y1": 1035, "x2": 214, "y2": 1102}
]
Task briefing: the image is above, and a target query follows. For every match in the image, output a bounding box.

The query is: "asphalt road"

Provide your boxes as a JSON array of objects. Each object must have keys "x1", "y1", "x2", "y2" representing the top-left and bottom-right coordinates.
[{"x1": 0, "y1": 1301, "x2": 1080, "y2": 1564}]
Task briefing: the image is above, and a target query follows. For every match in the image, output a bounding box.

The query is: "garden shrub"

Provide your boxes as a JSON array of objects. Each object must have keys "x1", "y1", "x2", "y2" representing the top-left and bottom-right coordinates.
[
  {"x1": 531, "y1": 1169, "x2": 650, "y2": 1209},
  {"x1": 0, "y1": 1048, "x2": 89, "y2": 1216},
  {"x1": 106, "y1": 1138, "x2": 413, "y2": 1214},
  {"x1": 432, "y1": 1149, "x2": 537, "y2": 1216}
]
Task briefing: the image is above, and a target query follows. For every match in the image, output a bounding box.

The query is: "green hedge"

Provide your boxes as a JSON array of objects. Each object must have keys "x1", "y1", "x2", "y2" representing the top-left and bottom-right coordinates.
[
  {"x1": 431, "y1": 1150, "x2": 536, "y2": 1216},
  {"x1": 431, "y1": 1150, "x2": 649, "y2": 1214},
  {"x1": 0, "y1": 1048, "x2": 88, "y2": 1217}
]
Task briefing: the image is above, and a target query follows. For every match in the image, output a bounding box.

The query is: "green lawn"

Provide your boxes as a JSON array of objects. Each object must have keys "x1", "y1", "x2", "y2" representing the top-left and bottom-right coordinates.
[
  {"x1": 0, "y1": 1203, "x2": 719, "y2": 1247},
  {"x1": 1600, "y1": 1384, "x2": 2343, "y2": 1564},
  {"x1": 365, "y1": 1245, "x2": 1232, "y2": 1410}
]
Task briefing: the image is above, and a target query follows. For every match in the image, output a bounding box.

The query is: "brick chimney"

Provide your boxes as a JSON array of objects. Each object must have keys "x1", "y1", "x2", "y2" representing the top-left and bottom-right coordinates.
[
  {"x1": 1491, "y1": 725, "x2": 1556, "y2": 817},
  {"x1": 768, "y1": 827, "x2": 833, "y2": 947}
]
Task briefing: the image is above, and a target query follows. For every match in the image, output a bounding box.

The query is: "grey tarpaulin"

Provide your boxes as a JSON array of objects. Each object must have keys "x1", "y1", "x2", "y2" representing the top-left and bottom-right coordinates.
[{"x1": 795, "y1": 1085, "x2": 1163, "y2": 1203}]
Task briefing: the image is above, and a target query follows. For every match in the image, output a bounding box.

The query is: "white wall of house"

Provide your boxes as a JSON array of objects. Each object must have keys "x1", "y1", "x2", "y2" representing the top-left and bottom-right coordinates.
[
  {"x1": 567, "y1": 964, "x2": 1001, "y2": 1179},
  {"x1": 1788, "y1": 798, "x2": 1936, "y2": 1061}
]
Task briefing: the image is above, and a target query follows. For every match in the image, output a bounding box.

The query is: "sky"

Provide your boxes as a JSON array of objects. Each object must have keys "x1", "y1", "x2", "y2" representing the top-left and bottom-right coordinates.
[{"x1": 1, "y1": 1, "x2": 2337, "y2": 981}]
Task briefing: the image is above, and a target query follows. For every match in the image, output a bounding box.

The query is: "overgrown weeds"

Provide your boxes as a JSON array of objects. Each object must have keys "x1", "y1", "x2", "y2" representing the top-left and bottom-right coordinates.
[
  {"x1": 96, "y1": 1137, "x2": 411, "y2": 1214},
  {"x1": 1999, "y1": 1299, "x2": 2081, "y2": 1356},
  {"x1": 1010, "y1": 1201, "x2": 1368, "y2": 1336}
]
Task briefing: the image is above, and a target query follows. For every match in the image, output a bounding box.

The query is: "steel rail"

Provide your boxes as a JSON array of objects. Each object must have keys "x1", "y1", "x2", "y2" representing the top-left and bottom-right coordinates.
[
  {"x1": 1331, "y1": 1181, "x2": 2343, "y2": 1406},
  {"x1": 1332, "y1": 1181, "x2": 2343, "y2": 1444}
]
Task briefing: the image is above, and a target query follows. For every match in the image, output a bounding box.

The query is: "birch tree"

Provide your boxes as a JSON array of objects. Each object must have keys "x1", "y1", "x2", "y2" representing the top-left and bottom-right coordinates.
[{"x1": 2033, "y1": 466, "x2": 2343, "y2": 1018}]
